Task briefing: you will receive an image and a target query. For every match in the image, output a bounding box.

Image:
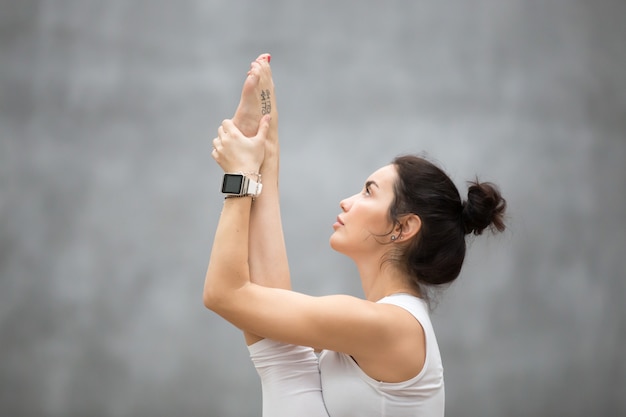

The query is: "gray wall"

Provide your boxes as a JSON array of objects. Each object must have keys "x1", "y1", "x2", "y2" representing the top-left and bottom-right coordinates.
[{"x1": 1, "y1": 0, "x2": 625, "y2": 416}]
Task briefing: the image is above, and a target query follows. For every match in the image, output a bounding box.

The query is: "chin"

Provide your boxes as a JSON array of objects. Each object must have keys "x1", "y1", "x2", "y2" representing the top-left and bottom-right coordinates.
[
  {"x1": 329, "y1": 234, "x2": 345, "y2": 254},
  {"x1": 329, "y1": 234, "x2": 340, "y2": 252}
]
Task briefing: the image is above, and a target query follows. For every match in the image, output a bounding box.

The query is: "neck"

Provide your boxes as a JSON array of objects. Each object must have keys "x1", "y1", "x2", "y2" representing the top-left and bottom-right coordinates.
[{"x1": 355, "y1": 258, "x2": 418, "y2": 302}]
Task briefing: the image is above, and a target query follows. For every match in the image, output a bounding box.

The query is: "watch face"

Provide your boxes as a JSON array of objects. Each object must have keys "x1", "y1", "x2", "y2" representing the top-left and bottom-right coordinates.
[{"x1": 222, "y1": 174, "x2": 244, "y2": 194}]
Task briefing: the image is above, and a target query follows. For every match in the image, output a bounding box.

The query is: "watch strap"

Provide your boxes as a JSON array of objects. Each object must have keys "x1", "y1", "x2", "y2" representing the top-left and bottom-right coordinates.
[{"x1": 245, "y1": 178, "x2": 262, "y2": 196}]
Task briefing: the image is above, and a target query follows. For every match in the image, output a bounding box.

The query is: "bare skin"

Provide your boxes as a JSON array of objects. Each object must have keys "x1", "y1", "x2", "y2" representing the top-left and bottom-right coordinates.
[{"x1": 229, "y1": 54, "x2": 289, "y2": 345}]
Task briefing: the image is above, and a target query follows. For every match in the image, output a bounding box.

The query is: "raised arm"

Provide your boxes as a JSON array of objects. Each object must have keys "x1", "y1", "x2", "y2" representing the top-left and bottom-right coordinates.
[
  {"x1": 230, "y1": 54, "x2": 290, "y2": 345},
  {"x1": 233, "y1": 55, "x2": 290, "y2": 344},
  {"x1": 220, "y1": 57, "x2": 329, "y2": 417},
  {"x1": 205, "y1": 117, "x2": 269, "y2": 305}
]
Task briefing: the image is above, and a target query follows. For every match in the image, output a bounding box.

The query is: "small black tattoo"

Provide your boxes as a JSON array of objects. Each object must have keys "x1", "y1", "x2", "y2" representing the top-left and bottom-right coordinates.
[{"x1": 261, "y1": 89, "x2": 271, "y2": 115}]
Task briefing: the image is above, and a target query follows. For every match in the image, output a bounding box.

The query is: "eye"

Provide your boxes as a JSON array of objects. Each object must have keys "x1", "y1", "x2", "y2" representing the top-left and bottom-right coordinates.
[{"x1": 363, "y1": 181, "x2": 373, "y2": 196}]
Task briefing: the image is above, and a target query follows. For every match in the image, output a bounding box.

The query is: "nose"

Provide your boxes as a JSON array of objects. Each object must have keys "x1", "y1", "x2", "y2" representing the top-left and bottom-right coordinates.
[{"x1": 339, "y1": 194, "x2": 355, "y2": 212}]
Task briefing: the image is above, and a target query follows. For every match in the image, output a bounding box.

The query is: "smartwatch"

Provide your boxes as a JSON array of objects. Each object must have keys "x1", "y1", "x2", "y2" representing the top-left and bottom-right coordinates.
[{"x1": 221, "y1": 173, "x2": 262, "y2": 197}]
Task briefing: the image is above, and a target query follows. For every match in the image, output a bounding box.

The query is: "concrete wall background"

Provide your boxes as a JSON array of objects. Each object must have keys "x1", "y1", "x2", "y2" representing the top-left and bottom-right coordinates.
[{"x1": 1, "y1": 1, "x2": 625, "y2": 416}]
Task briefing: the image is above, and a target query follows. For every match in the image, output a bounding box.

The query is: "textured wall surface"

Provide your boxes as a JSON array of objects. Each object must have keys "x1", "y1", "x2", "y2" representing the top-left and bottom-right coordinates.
[{"x1": 1, "y1": 1, "x2": 625, "y2": 416}]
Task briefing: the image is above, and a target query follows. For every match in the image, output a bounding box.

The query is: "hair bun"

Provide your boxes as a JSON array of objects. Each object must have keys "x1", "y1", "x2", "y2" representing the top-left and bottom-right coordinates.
[{"x1": 461, "y1": 180, "x2": 506, "y2": 235}]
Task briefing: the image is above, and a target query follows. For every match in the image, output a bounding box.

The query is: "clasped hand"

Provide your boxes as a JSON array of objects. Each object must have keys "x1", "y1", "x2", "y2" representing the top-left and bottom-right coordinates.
[{"x1": 211, "y1": 115, "x2": 271, "y2": 173}]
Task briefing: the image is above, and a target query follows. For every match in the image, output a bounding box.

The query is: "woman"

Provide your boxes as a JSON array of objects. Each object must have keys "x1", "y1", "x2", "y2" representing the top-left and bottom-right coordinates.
[{"x1": 205, "y1": 54, "x2": 506, "y2": 417}]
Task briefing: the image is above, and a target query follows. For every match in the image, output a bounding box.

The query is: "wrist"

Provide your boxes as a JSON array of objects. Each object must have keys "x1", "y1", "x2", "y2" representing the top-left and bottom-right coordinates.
[
  {"x1": 260, "y1": 150, "x2": 279, "y2": 174},
  {"x1": 260, "y1": 161, "x2": 278, "y2": 179},
  {"x1": 224, "y1": 163, "x2": 261, "y2": 174}
]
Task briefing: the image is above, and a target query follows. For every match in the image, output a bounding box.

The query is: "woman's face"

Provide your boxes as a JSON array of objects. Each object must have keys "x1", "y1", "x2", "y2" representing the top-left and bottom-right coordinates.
[{"x1": 330, "y1": 164, "x2": 398, "y2": 258}]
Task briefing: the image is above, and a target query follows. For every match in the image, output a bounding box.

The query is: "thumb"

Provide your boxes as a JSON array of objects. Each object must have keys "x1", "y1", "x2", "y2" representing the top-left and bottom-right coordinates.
[{"x1": 256, "y1": 115, "x2": 271, "y2": 140}]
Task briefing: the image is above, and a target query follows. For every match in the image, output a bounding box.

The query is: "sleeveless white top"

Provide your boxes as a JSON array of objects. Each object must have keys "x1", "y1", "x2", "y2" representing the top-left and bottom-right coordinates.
[{"x1": 318, "y1": 294, "x2": 445, "y2": 417}]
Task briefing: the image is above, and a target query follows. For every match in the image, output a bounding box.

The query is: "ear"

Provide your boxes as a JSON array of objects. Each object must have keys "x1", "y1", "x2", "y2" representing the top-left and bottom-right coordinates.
[{"x1": 395, "y1": 214, "x2": 422, "y2": 241}]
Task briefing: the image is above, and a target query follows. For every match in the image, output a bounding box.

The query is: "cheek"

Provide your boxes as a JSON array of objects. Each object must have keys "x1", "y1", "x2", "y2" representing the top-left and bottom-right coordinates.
[
  {"x1": 364, "y1": 210, "x2": 392, "y2": 236},
  {"x1": 353, "y1": 216, "x2": 392, "y2": 245}
]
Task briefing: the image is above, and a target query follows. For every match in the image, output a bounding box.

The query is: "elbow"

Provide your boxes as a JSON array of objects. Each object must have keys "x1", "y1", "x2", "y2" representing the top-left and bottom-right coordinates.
[
  {"x1": 202, "y1": 289, "x2": 212, "y2": 310},
  {"x1": 203, "y1": 284, "x2": 222, "y2": 312},
  {"x1": 202, "y1": 270, "x2": 222, "y2": 311},
  {"x1": 203, "y1": 264, "x2": 229, "y2": 311},
  {"x1": 202, "y1": 274, "x2": 239, "y2": 313},
  {"x1": 203, "y1": 267, "x2": 250, "y2": 312}
]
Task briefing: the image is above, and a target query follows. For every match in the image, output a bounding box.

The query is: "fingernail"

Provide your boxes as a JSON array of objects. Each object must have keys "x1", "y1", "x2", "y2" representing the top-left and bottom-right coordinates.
[{"x1": 267, "y1": 54, "x2": 271, "y2": 63}]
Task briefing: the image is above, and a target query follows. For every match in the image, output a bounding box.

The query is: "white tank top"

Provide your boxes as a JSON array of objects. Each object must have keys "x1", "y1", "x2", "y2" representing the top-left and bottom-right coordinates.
[{"x1": 318, "y1": 293, "x2": 445, "y2": 417}]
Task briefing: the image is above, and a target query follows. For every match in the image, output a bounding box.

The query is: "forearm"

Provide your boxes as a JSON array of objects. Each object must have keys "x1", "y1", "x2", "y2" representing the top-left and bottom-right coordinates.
[
  {"x1": 249, "y1": 151, "x2": 290, "y2": 290},
  {"x1": 204, "y1": 197, "x2": 253, "y2": 309},
  {"x1": 245, "y1": 151, "x2": 291, "y2": 344}
]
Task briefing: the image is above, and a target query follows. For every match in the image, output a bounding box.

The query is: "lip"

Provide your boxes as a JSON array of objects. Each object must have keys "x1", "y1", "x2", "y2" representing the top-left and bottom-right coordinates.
[{"x1": 333, "y1": 216, "x2": 344, "y2": 229}]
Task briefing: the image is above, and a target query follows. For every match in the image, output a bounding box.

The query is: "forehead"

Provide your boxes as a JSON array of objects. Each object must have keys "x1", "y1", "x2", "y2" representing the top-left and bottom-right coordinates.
[{"x1": 367, "y1": 164, "x2": 397, "y2": 187}]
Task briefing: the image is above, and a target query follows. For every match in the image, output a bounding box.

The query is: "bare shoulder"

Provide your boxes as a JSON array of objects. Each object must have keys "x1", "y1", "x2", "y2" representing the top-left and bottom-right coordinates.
[{"x1": 352, "y1": 302, "x2": 427, "y2": 383}]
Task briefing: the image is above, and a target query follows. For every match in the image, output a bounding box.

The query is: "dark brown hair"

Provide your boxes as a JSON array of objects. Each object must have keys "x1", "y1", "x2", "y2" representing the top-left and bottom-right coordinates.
[{"x1": 389, "y1": 155, "x2": 506, "y2": 294}]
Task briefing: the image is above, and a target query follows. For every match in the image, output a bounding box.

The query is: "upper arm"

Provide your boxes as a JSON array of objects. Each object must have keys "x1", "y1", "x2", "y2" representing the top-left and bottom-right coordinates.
[{"x1": 211, "y1": 283, "x2": 405, "y2": 358}]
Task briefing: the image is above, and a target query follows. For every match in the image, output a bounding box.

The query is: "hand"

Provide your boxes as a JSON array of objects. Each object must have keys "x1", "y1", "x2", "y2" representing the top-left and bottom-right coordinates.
[{"x1": 211, "y1": 115, "x2": 270, "y2": 173}]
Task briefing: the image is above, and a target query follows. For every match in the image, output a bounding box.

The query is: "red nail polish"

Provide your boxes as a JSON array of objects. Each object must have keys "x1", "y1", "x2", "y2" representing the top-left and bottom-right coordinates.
[{"x1": 267, "y1": 54, "x2": 271, "y2": 63}]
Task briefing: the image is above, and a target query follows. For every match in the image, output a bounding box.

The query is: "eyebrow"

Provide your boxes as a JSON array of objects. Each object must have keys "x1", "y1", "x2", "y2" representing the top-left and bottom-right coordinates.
[{"x1": 365, "y1": 180, "x2": 379, "y2": 189}]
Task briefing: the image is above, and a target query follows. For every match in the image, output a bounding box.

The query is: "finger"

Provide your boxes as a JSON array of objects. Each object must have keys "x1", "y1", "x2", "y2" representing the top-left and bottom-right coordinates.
[
  {"x1": 250, "y1": 60, "x2": 261, "y2": 72},
  {"x1": 256, "y1": 115, "x2": 272, "y2": 139},
  {"x1": 212, "y1": 137, "x2": 221, "y2": 150},
  {"x1": 221, "y1": 119, "x2": 238, "y2": 137}
]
